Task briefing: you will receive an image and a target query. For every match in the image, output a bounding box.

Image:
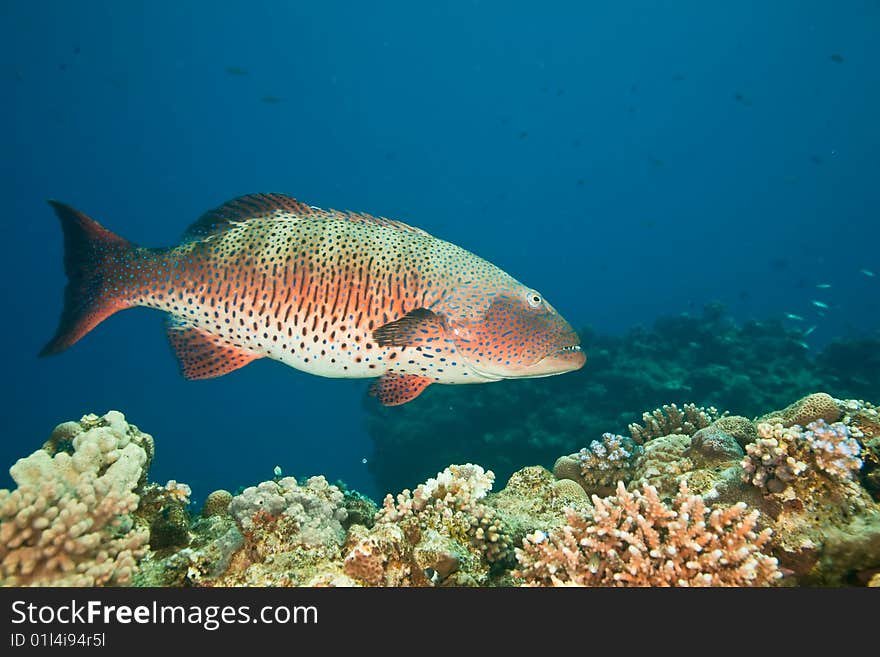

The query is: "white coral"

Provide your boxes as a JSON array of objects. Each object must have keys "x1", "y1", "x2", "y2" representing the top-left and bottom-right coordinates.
[
  {"x1": 0, "y1": 411, "x2": 150, "y2": 586},
  {"x1": 229, "y1": 475, "x2": 347, "y2": 546}
]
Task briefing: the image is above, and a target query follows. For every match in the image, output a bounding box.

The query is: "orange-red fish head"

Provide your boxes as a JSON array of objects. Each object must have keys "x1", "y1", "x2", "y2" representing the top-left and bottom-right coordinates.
[{"x1": 447, "y1": 286, "x2": 585, "y2": 380}]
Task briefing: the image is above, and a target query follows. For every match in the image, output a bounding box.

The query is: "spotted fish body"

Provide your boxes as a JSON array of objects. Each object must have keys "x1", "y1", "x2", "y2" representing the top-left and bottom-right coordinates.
[{"x1": 43, "y1": 194, "x2": 584, "y2": 405}]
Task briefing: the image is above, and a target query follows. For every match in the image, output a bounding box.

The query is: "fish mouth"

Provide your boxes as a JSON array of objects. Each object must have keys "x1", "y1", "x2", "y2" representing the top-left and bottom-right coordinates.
[
  {"x1": 533, "y1": 343, "x2": 586, "y2": 373},
  {"x1": 548, "y1": 344, "x2": 583, "y2": 358}
]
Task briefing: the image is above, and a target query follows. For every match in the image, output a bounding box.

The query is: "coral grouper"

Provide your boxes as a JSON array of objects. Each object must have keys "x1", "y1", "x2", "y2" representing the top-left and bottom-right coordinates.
[{"x1": 42, "y1": 194, "x2": 585, "y2": 405}]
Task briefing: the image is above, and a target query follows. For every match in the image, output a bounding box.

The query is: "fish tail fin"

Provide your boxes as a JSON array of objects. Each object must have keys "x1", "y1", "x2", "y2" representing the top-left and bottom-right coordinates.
[{"x1": 40, "y1": 201, "x2": 138, "y2": 356}]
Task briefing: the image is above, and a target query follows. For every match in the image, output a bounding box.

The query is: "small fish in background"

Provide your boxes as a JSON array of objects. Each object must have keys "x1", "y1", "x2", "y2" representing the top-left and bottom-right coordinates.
[
  {"x1": 811, "y1": 300, "x2": 829, "y2": 309},
  {"x1": 225, "y1": 66, "x2": 249, "y2": 76},
  {"x1": 861, "y1": 268, "x2": 875, "y2": 277},
  {"x1": 671, "y1": 73, "x2": 686, "y2": 81},
  {"x1": 733, "y1": 92, "x2": 752, "y2": 106},
  {"x1": 810, "y1": 154, "x2": 823, "y2": 165},
  {"x1": 649, "y1": 157, "x2": 664, "y2": 167},
  {"x1": 803, "y1": 325, "x2": 817, "y2": 336},
  {"x1": 815, "y1": 283, "x2": 832, "y2": 289},
  {"x1": 260, "y1": 95, "x2": 282, "y2": 104},
  {"x1": 796, "y1": 341, "x2": 810, "y2": 350},
  {"x1": 785, "y1": 313, "x2": 804, "y2": 321},
  {"x1": 830, "y1": 53, "x2": 844, "y2": 63},
  {"x1": 576, "y1": 178, "x2": 586, "y2": 187},
  {"x1": 41, "y1": 193, "x2": 584, "y2": 406},
  {"x1": 519, "y1": 131, "x2": 528, "y2": 139}
]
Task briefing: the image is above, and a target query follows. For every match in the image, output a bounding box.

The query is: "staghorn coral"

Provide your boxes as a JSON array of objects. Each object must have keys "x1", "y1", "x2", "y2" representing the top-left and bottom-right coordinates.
[
  {"x1": 628, "y1": 403, "x2": 723, "y2": 444},
  {"x1": 0, "y1": 411, "x2": 151, "y2": 586},
  {"x1": 515, "y1": 481, "x2": 780, "y2": 587}
]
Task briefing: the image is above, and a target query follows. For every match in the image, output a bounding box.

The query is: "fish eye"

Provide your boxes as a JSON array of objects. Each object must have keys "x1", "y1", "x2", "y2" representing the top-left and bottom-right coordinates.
[{"x1": 526, "y1": 291, "x2": 543, "y2": 308}]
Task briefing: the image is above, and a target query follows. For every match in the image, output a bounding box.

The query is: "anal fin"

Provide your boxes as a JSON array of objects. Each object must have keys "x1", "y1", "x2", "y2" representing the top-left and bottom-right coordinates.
[
  {"x1": 166, "y1": 318, "x2": 261, "y2": 380},
  {"x1": 369, "y1": 373, "x2": 433, "y2": 406}
]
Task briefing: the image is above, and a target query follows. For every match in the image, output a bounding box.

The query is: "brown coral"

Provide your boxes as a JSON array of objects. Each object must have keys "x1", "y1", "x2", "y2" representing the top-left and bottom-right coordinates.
[
  {"x1": 628, "y1": 403, "x2": 723, "y2": 444},
  {"x1": 710, "y1": 416, "x2": 757, "y2": 448},
  {"x1": 759, "y1": 392, "x2": 841, "y2": 427},
  {"x1": 515, "y1": 482, "x2": 780, "y2": 587}
]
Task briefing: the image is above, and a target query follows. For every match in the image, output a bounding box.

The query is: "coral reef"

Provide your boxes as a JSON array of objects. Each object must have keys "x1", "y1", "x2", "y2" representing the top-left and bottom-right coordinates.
[
  {"x1": 342, "y1": 464, "x2": 508, "y2": 586},
  {"x1": 741, "y1": 424, "x2": 809, "y2": 494},
  {"x1": 4, "y1": 388, "x2": 880, "y2": 588},
  {"x1": 0, "y1": 411, "x2": 152, "y2": 586},
  {"x1": 515, "y1": 482, "x2": 780, "y2": 586},
  {"x1": 741, "y1": 420, "x2": 861, "y2": 495},
  {"x1": 201, "y1": 489, "x2": 233, "y2": 517},
  {"x1": 628, "y1": 403, "x2": 722, "y2": 444},
  {"x1": 553, "y1": 433, "x2": 642, "y2": 496},
  {"x1": 135, "y1": 480, "x2": 192, "y2": 551},
  {"x1": 364, "y1": 305, "x2": 879, "y2": 496},
  {"x1": 758, "y1": 392, "x2": 842, "y2": 427},
  {"x1": 228, "y1": 476, "x2": 347, "y2": 545}
]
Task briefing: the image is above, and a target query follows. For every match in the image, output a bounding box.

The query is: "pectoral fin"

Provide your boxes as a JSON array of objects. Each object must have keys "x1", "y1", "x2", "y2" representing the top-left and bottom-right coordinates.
[
  {"x1": 369, "y1": 373, "x2": 433, "y2": 406},
  {"x1": 166, "y1": 318, "x2": 262, "y2": 380},
  {"x1": 372, "y1": 308, "x2": 447, "y2": 347}
]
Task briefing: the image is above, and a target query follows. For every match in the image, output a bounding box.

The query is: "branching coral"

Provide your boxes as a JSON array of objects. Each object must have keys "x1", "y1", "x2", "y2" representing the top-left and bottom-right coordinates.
[
  {"x1": 628, "y1": 403, "x2": 723, "y2": 444},
  {"x1": 741, "y1": 423, "x2": 809, "y2": 494},
  {"x1": 0, "y1": 411, "x2": 151, "y2": 586},
  {"x1": 742, "y1": 421, "x2": 862, "y2": 495},
  {"x1": 515, "y1": 482, "x2": 780, "y2": 587},
  {"x1": 803, "y1": 420, "x2": 862, "y2": 481},
  {"x1": 553, "y1": 433, "x2": 642, "y2": 496},
  {"x1": 344, "y1": 464, "x2": 511, "y2": 586}
]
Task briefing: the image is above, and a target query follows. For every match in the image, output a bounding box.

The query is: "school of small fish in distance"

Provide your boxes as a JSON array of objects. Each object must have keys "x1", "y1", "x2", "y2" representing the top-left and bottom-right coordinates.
[
  {"x1": 41, "y1": 193, "x2": 584, "y2": 405},
  {"x1": 781, "y1": 270, "x2": 876, "y2": 351}
]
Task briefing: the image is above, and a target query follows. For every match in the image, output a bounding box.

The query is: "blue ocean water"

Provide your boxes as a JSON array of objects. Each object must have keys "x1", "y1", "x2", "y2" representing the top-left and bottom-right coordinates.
[{"x1": 2, "y1": 1, "x2": 878, "y2": 503}]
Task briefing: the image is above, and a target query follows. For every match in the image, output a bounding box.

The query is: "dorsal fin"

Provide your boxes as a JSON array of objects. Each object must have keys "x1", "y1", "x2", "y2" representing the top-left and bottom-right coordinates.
[
  {"x1": 183, "y1": 193, "x2": 321, "y2": 240},
  {"x1": 184, "y1": 193, "x2": 431, "y2": 240}
]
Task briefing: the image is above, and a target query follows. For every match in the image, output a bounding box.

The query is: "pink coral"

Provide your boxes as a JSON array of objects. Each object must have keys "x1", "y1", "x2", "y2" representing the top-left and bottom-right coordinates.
[{"x1": 515, "y1": 482, "x2": 780, "y2": 587}]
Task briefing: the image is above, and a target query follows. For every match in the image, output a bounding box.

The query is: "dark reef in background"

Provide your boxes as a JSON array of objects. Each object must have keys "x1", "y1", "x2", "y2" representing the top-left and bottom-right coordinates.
[{"x1": 364, "y1": 305, "x2": 880, "y2": 495}]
